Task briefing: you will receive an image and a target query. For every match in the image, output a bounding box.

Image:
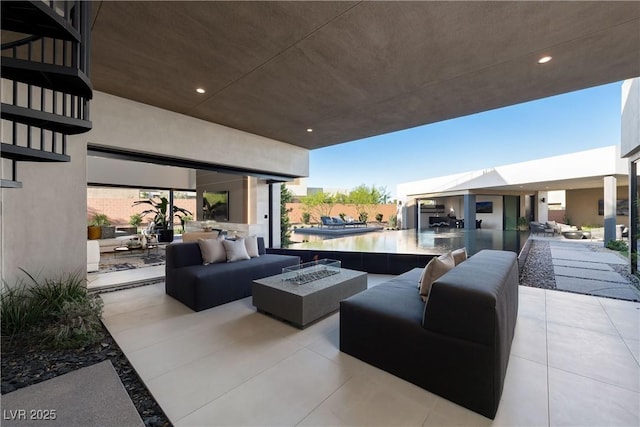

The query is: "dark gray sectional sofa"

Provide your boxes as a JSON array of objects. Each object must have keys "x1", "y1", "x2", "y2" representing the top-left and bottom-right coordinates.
[
  {"x1": 340, "y1": 250, "x2": 519, "y2": 419},
  {"x1": 165, "y1": 237, "x2": 300, "y2": 312}
]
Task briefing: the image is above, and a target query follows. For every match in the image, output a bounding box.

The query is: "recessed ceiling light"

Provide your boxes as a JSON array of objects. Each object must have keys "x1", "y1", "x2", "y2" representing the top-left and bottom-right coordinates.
[
  {"x1": 306, "y1": 128, "x2": 313, "y2": 133},
  {"x1": 196, "y1": 88, "x2": 206, "y2": 94},
  {"x1": 537, "y1": 56, "x2": 552, "y2": 64}
]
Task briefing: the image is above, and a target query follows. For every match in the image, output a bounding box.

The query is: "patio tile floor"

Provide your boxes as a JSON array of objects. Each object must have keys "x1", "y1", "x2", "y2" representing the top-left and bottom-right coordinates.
[{"x1": 100, "y1": 275, "x2": 640, "y2": 427}]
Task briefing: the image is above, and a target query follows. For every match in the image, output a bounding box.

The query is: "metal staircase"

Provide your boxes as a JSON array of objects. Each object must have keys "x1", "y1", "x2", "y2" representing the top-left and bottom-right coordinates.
[{"x1": 1, "y1": 0, "x2": 92, "y2": 188}]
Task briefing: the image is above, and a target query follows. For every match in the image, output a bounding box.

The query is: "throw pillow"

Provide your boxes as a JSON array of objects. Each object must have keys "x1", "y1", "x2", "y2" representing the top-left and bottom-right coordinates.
[
  {"x1": 222, "y1": 238, "x2": 251, "y2": 262},
  {"x1": 452, "y1": 247, "x2": 467, "y2": 265},
  {"x1": 245, "y1": 235, "x2": 260, "y2": 258},
  {"x1": 198, "y1": 237, "x2": 226, "y2": 265},
  {"x1": 419, "y1": 251, "x2": 455, "y2": 302}
]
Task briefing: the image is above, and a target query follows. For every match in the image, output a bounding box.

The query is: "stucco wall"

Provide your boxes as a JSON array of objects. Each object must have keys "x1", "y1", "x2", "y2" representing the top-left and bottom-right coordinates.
[
  {"x1": 89, "y1": 92, "x2": 308, "y2": 177},
  {"x1": 621, "y1": 78, "x2": 640, "y2": 158},
  {"x1": 1, "y1": 140, "x2": 87, "y2": 287},
  {"x1": 566, "y1": 186, "x2": 629, "y2": 228},
  {"x1": 88, "y1": 156, "x2": 196, "y2": 190}
]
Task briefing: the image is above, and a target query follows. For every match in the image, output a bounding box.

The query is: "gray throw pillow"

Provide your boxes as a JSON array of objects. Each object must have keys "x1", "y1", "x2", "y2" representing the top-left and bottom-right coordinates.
[
  {"x1": 222, "y1": 238, "x2": 251, "y2": 262},
  {"x1": 198, "y1": 237, "x2": 226, "y2": 265}
]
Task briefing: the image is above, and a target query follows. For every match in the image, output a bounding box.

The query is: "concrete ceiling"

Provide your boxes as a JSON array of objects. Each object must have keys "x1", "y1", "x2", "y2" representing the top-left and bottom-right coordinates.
[{"x1": 90, "y1": 1, "x2": 640, "y2": 150}]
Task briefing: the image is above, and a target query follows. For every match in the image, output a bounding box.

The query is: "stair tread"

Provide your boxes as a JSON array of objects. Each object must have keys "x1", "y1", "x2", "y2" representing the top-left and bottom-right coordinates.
[
  {"x1": 1, "y1": 103, "x2": 91, "y2": 135},
  {"x1": 1, "y1": 57, "x2": 93, "y2": 99},
  {"x1": 1, "y1": 1, "x2": 80, "y2": 42},
  {"x1": 0, "y1": 179, "x2": 23, "y2": 188},
  {"x1": 1, "y1": 143, "x2": 70, "y2": 163}
]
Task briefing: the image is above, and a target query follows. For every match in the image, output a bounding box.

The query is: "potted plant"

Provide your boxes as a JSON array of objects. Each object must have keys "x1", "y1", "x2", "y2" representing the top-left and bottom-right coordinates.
[
  {"x1": 517, "y1": 216, "x2": 529, "y2": 231},
  {"x1": 132, "y1": 196, "x2": 192, "y2": 242},
  {"x1": 88, "y1": 213, "x2": 113, "y2": 239},
  {"x1": 87, "y1": 218, "x2": 101, "y2": 240}
]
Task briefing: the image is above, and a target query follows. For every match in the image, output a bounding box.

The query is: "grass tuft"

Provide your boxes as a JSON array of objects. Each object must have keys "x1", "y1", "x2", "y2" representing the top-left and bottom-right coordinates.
[{"x1": 1, "y1": 270, "x2": 104, "y2": 349}]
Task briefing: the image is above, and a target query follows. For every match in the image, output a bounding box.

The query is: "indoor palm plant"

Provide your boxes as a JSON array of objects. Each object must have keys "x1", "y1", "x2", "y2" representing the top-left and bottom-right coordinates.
[{"x1": 132, "y1": 196, "x2": 192, "y2": 242}]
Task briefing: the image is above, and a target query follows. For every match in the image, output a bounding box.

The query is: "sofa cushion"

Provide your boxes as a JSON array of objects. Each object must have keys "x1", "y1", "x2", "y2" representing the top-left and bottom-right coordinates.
[
  {"x1": 452, "y1": 247, "x2": 467, "y2": 265},
  {"x1": 198, "y1": 237, "x2": 226, "y2": 265},
  {"x1": 419, "y1": 251, "x2": 455, "y2": 301},
  {"x1": 245, "y1": 235, "x2": 260, "y2": 258},
  {"x1": 423, "y1": 250, "x2": 518, "y2": 346},
  {"x1": 223, "y1": 238, "x2": 251, "y2": 262}
]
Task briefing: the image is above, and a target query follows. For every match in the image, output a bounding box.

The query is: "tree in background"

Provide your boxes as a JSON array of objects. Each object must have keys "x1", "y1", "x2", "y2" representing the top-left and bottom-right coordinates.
[
  {"x1": 281, "y1": 184, "x2": 293, "y2": 247},
  {"x1": 300, "y1": 190, "x2": 336, "y2": 223},
  {"x1": 348, "y1": 184, "x2": 390, "y2": 223}
]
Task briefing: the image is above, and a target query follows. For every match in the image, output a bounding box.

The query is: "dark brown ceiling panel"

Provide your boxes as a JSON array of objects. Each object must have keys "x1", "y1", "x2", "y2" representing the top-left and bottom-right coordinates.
[{"x1": 90, "y1": 1, "x2": 640, "y2": 149}]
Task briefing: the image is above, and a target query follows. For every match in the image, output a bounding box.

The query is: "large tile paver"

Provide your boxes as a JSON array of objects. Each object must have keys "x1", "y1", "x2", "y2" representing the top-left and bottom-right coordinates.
[
  {"x1": 552, "y1": 259, "x2": 614, "y2": 271},
  {"x1": 550, "y1": 249, "x2": 627, "y2": 264},
  {"x1": 555, "y1": 277, "x2": 640, "y2": 301},
  {"x1": 553, "y1": 266, "x2": 627, "y2": 283}
]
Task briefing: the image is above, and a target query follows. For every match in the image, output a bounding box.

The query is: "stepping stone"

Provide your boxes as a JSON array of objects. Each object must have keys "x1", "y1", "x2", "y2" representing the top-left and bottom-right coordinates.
[
  {"x1": 556, "y1": 277, "x2": 640, "y2": 301},
  {"x1": 552, "y1": 259, "x2": 614, "y2": 271},
  {"x1": 554, "y1": 266, "x2": 628, "y2": 283},
  {"x1": 548, "y1": 243, "x2": 592, "y2": 251},
  {"x1": 551, "y1": 248, "x2": 627, "y2": 265}
]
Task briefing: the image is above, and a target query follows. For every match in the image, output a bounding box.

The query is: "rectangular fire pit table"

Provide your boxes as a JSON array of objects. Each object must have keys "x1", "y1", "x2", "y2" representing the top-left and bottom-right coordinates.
[{"x1": 252, "y1": 265, "x2": 367, "y2": 328}]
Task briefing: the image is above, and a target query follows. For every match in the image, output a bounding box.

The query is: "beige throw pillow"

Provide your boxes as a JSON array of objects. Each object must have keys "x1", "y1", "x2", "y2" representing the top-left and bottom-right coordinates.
[
  {"x1": 222, "y1": 238, "x2": 251, "y2": 262},
  {"x1": 419, "y1": 251, "x2": 455, "y2": 302},
  {"x1": 198, "y1": 237, "x2": 226, "y2": 265},
  {"x1": 452, "y1": 247, "x2": 468, "y2": 265},
  {"x1": 245, "y1": 235, "x2": 260, "y2": 258}
]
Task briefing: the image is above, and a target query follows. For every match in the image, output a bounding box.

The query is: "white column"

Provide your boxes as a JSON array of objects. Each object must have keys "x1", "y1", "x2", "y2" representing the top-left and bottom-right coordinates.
[{"x1": 603, "y1": 176, "x2": 617, "y2": 244}]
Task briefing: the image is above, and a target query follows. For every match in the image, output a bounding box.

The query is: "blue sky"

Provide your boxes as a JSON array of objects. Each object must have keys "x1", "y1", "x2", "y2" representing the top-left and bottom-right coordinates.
[{"x1": 308, "y1": 82, "x2": 622, "y2": 198}]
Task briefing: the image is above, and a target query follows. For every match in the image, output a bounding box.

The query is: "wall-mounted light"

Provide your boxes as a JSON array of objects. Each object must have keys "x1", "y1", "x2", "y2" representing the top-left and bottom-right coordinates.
[{"x1": 540, "y1": 197, "x2": 546, "y2": 203}]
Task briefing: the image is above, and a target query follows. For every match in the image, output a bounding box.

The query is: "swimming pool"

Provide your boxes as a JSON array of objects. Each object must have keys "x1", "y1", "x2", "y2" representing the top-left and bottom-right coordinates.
[{"x1": 289, "y1": 228, "x2": 529, "y2": 256}]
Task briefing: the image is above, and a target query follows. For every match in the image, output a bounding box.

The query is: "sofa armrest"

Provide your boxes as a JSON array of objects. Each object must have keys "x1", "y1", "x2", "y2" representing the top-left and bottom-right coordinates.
[
  {"x1": 166, "y1": 242, "x2": 203, "y2": 269},
  {"x1": 422, "y1": 250, "x2": 518, "y2": 347}
]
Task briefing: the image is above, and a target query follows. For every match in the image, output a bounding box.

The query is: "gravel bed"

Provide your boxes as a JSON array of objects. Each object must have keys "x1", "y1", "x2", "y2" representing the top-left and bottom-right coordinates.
[
  {"x1": 1, "y1": 324, "x2": 172, "y2": 427},
  {"x1": 520, "y1": 238, "x2": 640, "y2": 298},
  {"x1": 519, "y1": 240, "x2": 557, "y2": 290}
]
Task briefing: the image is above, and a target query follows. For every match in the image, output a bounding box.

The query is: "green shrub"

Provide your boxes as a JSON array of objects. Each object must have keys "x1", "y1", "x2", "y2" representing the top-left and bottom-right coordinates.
[
  {"x1": 301, "y1": 212, "x2": 311, "y2": 224},
  {"x1": 24, "y1": 270, "x2": 86, "y2": 316},
  {"x1": 0, "y1": 283, "x2": 45, "y2": 337},
  {"x1": 42, "y1": 298, "x2": 104, "y2": 349},
  {"x1": 375, "y1": 213, "x2": 383, "y2": 222},
  {"x1": 389, "y1": 215, "x2": 398, "y2": 228},
  {"x1": 1, "y1": 270, "x2": 104, "y2": 349},
  {"x1": 606, "y1": 239, "x2": 628, "y2": 252},
  {"x1": 129, "y1": 213, "x2": 143, "y2": 227},
  {"x1": 89, "y1": 213, "x2": 110, "y2": 226}
]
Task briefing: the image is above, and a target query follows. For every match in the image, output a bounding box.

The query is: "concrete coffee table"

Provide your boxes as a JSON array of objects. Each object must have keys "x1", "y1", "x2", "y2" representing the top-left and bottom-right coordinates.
[{"x1": 252, "y1": 266, "x2": 367, "y2": 328}]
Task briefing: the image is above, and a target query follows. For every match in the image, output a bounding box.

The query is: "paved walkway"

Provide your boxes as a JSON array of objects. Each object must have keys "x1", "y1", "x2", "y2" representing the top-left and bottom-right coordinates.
[
  {"x1": 528, "y1": 235, "x2": 640, "y2": 302},
  {"x1": 0, "y1": 361, "x2": 143, "y2": 427}
]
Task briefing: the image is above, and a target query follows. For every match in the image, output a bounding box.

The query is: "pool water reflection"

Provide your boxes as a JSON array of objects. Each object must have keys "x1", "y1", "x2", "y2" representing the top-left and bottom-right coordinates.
[{"x1": 289, "y1": 228, "x2": 529, "y2": 256}]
